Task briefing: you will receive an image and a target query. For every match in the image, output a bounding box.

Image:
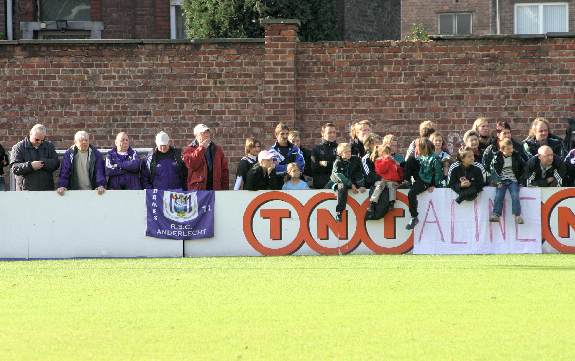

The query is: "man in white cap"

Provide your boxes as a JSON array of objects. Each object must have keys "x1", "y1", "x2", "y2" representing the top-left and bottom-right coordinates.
[
  {"x1": 182, "y1": 123, "x2": 229, "y2": 190},
  {"x1": 141, "y1": 131, "x2": 187, "y2": 190}
]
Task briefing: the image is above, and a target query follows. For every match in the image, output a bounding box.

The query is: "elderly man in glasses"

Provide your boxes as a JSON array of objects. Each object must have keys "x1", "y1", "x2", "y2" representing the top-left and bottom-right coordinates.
[
  {"x1": 57, "y1": 130, "x2": 106, "y2": 196},
  {"x1": 10, "y1": 123, "x2": 59, "y2": 191}
]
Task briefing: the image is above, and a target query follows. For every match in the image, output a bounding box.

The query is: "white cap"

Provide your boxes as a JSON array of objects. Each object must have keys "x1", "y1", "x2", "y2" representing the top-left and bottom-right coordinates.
[
  {"x1": 258, "y1": 150, "x2": 274, "y2": 162},
  {"x1": 155, "y1": 131, "x2": 170, "y2": 146},
  {"x1": 193, "y1": 123, "x2": 210, "y2": 136}
]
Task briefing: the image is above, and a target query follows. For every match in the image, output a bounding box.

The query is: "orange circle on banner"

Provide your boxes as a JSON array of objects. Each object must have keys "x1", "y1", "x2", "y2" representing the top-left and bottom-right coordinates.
[
  {"x1": 541, "y1": 188, "x2": 575, "y2": 254},
  {"x1": 300, "y1": 192, "x2": 363, "y2": 255},
  {"x1": 242, "y1": 191, "x2": 306, "y2": 256},
  {"x1": 360, "y1": 191, "x2": 414, "y2": 254}
]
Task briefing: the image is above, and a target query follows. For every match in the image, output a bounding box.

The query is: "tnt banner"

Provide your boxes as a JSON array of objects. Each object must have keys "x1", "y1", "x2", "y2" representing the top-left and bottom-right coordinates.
[
  {"x1": 413, "y1": 188, "x2": 542, "y2": 255},
  {"x1": 146, "y1": 189, "x2": 215, "y2": 240}
]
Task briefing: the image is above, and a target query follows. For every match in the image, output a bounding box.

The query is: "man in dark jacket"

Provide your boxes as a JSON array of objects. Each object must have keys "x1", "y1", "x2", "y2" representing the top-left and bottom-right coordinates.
[
  {"x1": 327, "y1": 143, "x2": 366, "y2": 221},
  {"x1": 10, "y1": 124, "x2": 59, "y2": 191},
  {"x1": 105, "y1": 132, "x2": 142, "y2": 190},
  {"x1": 57, "y1": 131, "x2": 106, "y2": 195},
  {"x1": 141, "y1": 131, "x2": 187, "y2": 190},
  {"x1": 182, "y1": 124, "x2": 229, "y2": 191},
  {"x1": 310, "y1": 123, "x2": 338, "y2": 189},
  {"x1": 524, "y1": 145, "x2": 566, "y2": 187}
]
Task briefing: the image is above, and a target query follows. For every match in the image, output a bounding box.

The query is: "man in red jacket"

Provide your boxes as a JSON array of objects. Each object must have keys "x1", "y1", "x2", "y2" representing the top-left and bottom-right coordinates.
[{"x1": 182, "y1": 124, "x2": 229, "y2": 191}]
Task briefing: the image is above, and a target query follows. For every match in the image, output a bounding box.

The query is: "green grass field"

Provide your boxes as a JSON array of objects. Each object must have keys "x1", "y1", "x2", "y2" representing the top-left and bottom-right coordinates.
[{"x1": 1, "y1": 255, "x2": 574, "y2": 360}]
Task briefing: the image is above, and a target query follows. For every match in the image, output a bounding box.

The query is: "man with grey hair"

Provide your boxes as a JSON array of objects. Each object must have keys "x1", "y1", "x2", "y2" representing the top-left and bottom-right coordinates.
[
  {"x1": 524, "y1": 145, "x2": 567, "y2": 187},
  {"x1": 10, "y1": 123, "x2": 59, "y2": 191},
  {"x1": 57, "y1": 130, "x2": 106, "y2": 195}
]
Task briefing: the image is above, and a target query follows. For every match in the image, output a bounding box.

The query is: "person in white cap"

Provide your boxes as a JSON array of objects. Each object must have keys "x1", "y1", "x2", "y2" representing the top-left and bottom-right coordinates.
[
  {"x1": 244, "y1": 150, "x2": 281, "y2": 191},
  {"x1": 141, "y1": 131, "x2": 187, "y2": 190},
  {"x1": 182, "y1": 123, "x2": 229, "y2": 190}
]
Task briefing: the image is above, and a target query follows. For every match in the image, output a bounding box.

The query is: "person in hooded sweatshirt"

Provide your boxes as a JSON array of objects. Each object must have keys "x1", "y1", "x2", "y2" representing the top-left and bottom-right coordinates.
[
  {"x1": 141, "y1": 131, "x2": 187, "y2": 191},
  {"x1": 57, "y1": 130, "x2": 106, "y2": 196},
  {"x1": 105, "y1": 132, "x2": 142, "y2": 190}
]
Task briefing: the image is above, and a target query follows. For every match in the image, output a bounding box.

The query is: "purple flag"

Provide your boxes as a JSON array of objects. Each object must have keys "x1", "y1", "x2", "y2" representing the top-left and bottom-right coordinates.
[{"x1": 146, "y1": 189, "x2": 215, "y2": 240}]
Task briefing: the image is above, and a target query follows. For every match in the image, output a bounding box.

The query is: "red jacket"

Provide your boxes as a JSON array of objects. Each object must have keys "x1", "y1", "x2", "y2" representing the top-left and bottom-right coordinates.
[
  {"x1": 374, "y1": 156, "x2": 403, "y2": 182},
  {"x1": 182, "y1": 141, "x2": 229, "y2": 190}
]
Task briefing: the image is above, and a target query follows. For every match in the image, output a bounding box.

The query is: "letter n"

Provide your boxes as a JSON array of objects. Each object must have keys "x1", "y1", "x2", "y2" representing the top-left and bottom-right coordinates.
[
  {"x1": 317, "y1": 209, "x2": 348, "y2": 240},
  {"x1": 558, "y1": 207, "x2": 575, "y2": 239}
]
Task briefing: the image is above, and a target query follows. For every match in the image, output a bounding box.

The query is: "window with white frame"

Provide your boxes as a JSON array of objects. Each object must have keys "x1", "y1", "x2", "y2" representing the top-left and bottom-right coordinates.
[
  {"x1": 515, "y1": 3, "x2": 569, "y2": 34},
  {"x1": 438, "y1": 13, "x2": 472, "y2": 35},
  {"x1": 170, "y1": 0, "x2": 187, "y2": 39}
]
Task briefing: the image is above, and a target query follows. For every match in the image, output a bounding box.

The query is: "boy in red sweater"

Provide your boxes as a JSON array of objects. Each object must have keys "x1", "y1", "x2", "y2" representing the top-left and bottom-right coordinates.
[{"x1": 372, "y1": 145, "x2": 403, "y2": 208}]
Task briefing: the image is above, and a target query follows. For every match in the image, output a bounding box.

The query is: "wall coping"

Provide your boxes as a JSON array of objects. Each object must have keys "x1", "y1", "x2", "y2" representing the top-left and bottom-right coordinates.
[
  {"x1": 260, "y1": 18, "x2": 301, "y2": 27},
  {"x1": 0, "y1": 38, "x2": 265, "y2": 46}
]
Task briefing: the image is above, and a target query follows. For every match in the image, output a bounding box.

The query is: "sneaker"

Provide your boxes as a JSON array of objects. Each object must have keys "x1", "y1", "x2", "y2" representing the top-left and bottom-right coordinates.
[
  {"x1": 406, "y1": 217, "x2": 419, "y2": 230},
  {"x1": 489, "y1": 214, "x2": 500, "y2": 222},
  {"x1": 515, "y1": 216, "x2": 524, "y2": 224},
  {"x1": 336, "y1": 212, "x2": 343, "y2": 222}
]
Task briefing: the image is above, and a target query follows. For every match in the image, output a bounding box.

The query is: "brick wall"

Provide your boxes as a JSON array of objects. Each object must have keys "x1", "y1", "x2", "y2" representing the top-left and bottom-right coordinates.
[
  {"x1": 343, "y1": 0, "x2": 401, "y2": 41},
  {"x1": 499, "y1": 0, "x2": 575, "y2": 35},
  {"x1": 401, "y1": 0, "x2": 493, "y2": 38},
  {"x1": 1, "y1": 23, "x2": 575, "y2": 187}
]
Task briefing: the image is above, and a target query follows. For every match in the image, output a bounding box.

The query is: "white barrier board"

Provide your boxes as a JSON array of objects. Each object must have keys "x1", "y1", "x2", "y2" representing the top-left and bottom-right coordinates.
[{"x1": 0, "y1": 190, "x2": 182, "y2": 259}]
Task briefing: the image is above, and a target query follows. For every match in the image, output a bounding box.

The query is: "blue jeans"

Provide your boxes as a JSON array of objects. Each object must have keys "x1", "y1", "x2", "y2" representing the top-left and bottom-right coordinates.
[{"x1": 493, "y1": 180, "x2": 521, "y2": 216}]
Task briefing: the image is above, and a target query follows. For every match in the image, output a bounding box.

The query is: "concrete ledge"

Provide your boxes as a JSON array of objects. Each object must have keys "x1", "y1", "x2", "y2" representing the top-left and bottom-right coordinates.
[
  {"x1": 2, "y1": 38, "x2": 265, "y2": 46},
  {"x1": 261, "y1": 18, "x2": 301, "y2": 27}
]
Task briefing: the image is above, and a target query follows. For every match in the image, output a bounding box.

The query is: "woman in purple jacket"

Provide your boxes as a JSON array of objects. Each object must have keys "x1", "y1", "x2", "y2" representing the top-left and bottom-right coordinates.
[{"x1": 105, "y1": 132, "x2": 142, "y2": 190}]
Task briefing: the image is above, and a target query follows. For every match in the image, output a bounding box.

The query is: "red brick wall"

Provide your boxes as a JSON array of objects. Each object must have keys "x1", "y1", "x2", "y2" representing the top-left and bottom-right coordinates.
[
  {"x1": 402, "y1": 0, "x2": 493, "y2": 38},
  {"x1": 1, "y1": 25, "x2": 575, "y2": 185},
  {"x1": 499, "y1": 0, "x2": 575, "y2": 35}
]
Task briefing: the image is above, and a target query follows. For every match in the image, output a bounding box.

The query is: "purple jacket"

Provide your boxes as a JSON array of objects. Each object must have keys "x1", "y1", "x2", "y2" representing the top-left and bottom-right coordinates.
[
  {"x1": 105, "y1": 147, "x2": 142, "y2": 190},
  {"x1": 58, "y1": 145, "x2": 106, "y2": 190},
  {"x1": 141, "y1": 147, "x2": 187, "y2": 191}
]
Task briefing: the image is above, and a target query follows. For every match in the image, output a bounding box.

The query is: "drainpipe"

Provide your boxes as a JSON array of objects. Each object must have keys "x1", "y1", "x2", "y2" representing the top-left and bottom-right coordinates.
[
  {"x1": 496, "y1": 0, "x2": 500, "y2": 34},
  {"x1": 7, "y1": 0, "x2": 13, "y2": 40}
]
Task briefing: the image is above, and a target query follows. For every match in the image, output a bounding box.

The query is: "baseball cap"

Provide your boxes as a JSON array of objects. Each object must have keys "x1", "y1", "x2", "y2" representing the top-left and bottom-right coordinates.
[
  {"x1": 155, "y1": 131, "x2": 170, "y2": 146},
  {"x1": 193, "y1": 123, "x2": 210, "y2": 136},
  {"x1": 258, "y1": 150, "x2": 274, "y2": 163}
]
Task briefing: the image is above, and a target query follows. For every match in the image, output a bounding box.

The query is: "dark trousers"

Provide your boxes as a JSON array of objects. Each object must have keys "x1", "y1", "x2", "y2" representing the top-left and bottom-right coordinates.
[
  {"x1": 336, "y1": 183, "x2": 350, "y2": 213},
  {"x1": 408, "y1": 180, "x2": 429, "y2": 218},
  {"x1": 404, "y1": 156, "x2": 420, "y2": 183},
  {"x1": 455, "y1": 186, "x2": 481, "y2": 201}
]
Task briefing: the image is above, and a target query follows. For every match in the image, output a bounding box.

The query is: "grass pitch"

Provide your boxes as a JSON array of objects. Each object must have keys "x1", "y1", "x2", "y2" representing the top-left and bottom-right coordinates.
[{"x1": 0, "y1": 255, "x2": 573, "y2": 360}]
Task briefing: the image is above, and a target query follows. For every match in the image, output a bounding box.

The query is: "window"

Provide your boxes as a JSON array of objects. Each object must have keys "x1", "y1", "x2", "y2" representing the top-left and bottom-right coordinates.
[
  {"x1": 515, "y1": 3, "x2": 569, "y2": 34},
  {"x1": 438, "y1": 13, "x2": 472, "y2": 35},
  {"x1": 39, "y1": 0, "x2": 91, "y2": 21},
  {"x1": 170, "y1": 0, "x2": 187, "y2": 40}
]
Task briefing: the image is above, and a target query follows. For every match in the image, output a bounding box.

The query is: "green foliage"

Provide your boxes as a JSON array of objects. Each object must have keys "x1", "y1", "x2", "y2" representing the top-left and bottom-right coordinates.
[
  {"x1": 182, "y1": 0, "x2": 339, "y2": 41},
  {"x1": 0, "y1": 32, "x2": 5, "y2": 40},
  {"x1": 182, "y1": 0, "x2": 263, "y2": 39},
  {"x1": 405, "y1": 23, "x2": 430, "y2": 41}
]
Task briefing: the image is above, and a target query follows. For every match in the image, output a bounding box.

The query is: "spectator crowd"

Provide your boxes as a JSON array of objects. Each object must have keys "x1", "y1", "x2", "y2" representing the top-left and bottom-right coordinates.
[{"x1": 3, "y1": 116, "x2": 575, "y2": 230}]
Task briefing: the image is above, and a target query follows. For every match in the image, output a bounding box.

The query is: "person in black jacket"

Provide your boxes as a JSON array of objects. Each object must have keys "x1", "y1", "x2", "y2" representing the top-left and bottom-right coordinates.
[
  {"x1": 522, "y1": 117, "x2": 565, "y2": 159},
  {"x1": 361, "y1": 134, "x2": 382, "y2": 190},
  {"x1": 490, "y1": 139, "x2": 526, "y2": 224},
  {"x1": 448, "y1": 147, "x2": 486, "y2": 204},
  {"x1": 310, "y1": 123, "x2": 338, "y2": 189},
  {"x1": 0, "y1": 142, "x2": 9, "y2": 191},
  {"x1": 482, "y1": 121, "x2": 529, "y2": 183},
  {"x1": 10, "y1": 124, "x2": 60, "y2": 191},
  {"x1": 327, "y1": 143, "x2": 366, "y2": 221},
  {"x1": 233, "y1": 137, "x2": 260, "y2": 190},
  {"x1": 244, "y1": 150, "x2": 281, "y2": 191},
  {"x1": 524, "y1": 145, "x2": 566, "y2": 187},
  {"x1": 350, "y1": 120, "x2": 371, "y2": 158}
]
